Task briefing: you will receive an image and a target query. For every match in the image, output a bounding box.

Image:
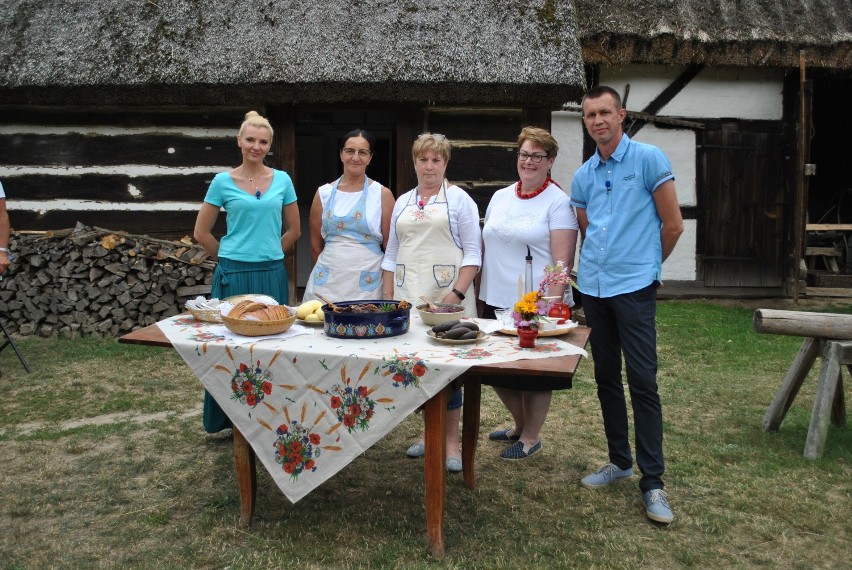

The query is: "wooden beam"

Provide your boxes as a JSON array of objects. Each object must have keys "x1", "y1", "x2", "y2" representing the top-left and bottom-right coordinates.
[
  {"x1": 753, "y1": 309, "x2": 852, "y2": 339},
  {"x1": 626, "y1": 64, "x2": 705, "y2": 137},
  {"x1": 806, "y1": 224, "x2": 852, "y2": 231},
  {"x1": 803, "y1": 287, "x2": 852, "y2": 298}
]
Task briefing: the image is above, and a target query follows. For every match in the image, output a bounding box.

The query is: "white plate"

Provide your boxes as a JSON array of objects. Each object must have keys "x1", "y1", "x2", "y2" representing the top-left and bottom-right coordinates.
[
  {"x1": 498, "y1": 321, "x2": 578, "y2": 337},
  {"x1": 426, "y1": 330, "x2": 488, "y2": 345},
  {"x1": 295, "y1": 318, "x2": 324, "y2": 326}
]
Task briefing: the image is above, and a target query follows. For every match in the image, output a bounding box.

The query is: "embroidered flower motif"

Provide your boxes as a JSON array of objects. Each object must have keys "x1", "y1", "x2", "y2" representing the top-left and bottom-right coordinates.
[
  {"x1": 273, "y1": 421, "x2": 322, "y2": 480},
  {"x1": 189, "y1": 331, "x2": 225, "y2": 343},
  {"x1": 329, "y1": 380, "x2": 376, "y2": 433},
  {"x1": 448, "y1": 347, "x2": 494, "y2": 359},
  {"x1": 525, "y1": 342, "x2": 562, "y2": 353},
  {"x1": 379, "y1": 353, "x2": 428, "y2": 388},
  {"x1": 230, "y1": 360, "x2": 273, "y2": 408}
]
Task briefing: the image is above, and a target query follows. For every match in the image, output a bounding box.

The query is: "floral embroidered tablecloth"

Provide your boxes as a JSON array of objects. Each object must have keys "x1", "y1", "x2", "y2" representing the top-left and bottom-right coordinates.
[{"x1": 158, "y1": 314, "x2": 587, "y2": 503}]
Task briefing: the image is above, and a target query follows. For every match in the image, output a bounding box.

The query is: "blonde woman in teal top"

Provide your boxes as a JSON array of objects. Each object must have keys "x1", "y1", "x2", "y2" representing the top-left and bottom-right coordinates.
[{"x1": 194, "y1": 110, "x2": 301, "y2": 433}]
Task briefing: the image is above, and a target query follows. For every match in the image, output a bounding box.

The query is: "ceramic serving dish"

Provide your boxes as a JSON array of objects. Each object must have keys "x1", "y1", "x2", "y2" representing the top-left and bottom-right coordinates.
[{"x1": 323, "y1": 300, "x2": 410, "y2": 339}]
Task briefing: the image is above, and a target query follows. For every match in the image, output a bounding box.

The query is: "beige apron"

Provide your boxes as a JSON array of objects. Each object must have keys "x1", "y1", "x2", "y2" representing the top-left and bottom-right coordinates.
[{"x1": 393, "y1": 183, "x2": 476, "y2": 315}]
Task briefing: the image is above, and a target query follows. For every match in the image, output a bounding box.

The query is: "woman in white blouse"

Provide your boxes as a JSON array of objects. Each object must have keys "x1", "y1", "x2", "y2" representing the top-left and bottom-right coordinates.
[
  {"x1": 479, "y1": 126, "x2": 579, "y2": 461},
  {"x1": 381, "y1": 133, "x2": 482, "y2": 472}
]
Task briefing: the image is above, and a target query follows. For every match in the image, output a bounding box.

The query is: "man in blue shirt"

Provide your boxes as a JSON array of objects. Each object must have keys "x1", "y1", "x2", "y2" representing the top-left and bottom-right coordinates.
[{"x1": 570, "y1": 86, "x2": 684, "y2": 524}]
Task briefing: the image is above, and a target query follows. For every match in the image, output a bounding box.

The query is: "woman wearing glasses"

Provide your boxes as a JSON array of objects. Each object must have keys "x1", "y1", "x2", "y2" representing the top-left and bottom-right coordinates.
[
  {"x1": 381, "y1": 133, "x2": 482, "y2": 472},
  {"x1": 303, "y1": 129, "x2": 394, "y2": 302},
  {"x1": 479, "y1": 126, "x2": 579, "y2": 460}
]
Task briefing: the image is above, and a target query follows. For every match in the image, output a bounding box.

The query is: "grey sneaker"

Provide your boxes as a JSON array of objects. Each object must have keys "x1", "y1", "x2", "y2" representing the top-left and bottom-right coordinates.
[
  {"x1": 643, "y1": 489, "x2": 674, "y2": 524},
  {"x1": 580, "y1": 463, "x2": 634, "y2": 489}
]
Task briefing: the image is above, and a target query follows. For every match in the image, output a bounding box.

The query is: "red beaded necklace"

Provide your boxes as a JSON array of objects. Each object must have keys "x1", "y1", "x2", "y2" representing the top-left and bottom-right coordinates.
[{"x1": 516, "y1": 176, "x2": 555, "y2": 200}]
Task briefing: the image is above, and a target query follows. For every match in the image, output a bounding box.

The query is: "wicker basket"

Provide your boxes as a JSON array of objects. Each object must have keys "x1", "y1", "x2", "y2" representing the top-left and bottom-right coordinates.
[
  {"x1": 222, "y1": 300, "x2": 296, "y2": 336},
  {"x1": 186, "y1": 305, "x2": 223, "y2": 323}
]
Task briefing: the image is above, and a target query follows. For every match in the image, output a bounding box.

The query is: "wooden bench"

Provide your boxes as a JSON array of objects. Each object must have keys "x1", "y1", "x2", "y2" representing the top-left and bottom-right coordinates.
[{"x1": 754, "y1": 309, "x2": 849, "y2": 459}]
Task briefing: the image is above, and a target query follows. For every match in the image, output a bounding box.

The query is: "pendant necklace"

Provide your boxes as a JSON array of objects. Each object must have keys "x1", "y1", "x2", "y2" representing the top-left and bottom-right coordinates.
[
  {"x1": 249, "y1": 175, "x2": 261, "y2": 199},
  {"x1": 416, "y1": 180, "x2": 445, "y2": 210}
]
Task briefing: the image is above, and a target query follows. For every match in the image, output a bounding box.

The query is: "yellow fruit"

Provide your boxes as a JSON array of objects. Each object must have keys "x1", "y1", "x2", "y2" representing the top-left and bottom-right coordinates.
[
  {"x1": 309, "y1": 300, "x2": 323, "y2": 311},
  {"x1": 304, "y1": 312, "x2": 321, "y2": 322},
  {"x1": 314, "y1": 308, "x2": 324, "y2": 319}
]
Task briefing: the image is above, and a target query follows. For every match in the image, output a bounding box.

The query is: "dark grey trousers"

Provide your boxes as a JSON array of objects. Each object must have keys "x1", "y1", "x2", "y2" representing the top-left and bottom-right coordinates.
[{"x1": 582, "y1": 283, "x2": 665, "y2": 493}]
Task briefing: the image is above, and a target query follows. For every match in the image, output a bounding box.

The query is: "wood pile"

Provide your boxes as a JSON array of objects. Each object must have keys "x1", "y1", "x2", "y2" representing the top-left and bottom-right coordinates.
[{"x1": 0, "y1": 223, "x2": 215, "y2": 338}]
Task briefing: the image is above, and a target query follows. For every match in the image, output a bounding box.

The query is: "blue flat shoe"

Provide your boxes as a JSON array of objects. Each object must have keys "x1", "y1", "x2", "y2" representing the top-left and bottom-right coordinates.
[
  {"x1": 406, "y1": 441, "x2": 425, "y2": 458},
  {"x1": 488, "y1": 428, "x2": 520, "y2": 442},
  {"x1": 500, "y1": 440, "x2": 542, "y2": 460},
  {"x1": 446, "y1": 457, "x2": 463, "y2": 472}
]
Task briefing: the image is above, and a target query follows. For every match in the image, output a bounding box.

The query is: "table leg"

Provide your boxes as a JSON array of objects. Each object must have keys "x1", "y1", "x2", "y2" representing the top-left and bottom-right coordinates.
[
  {"x1": 232, "y1": 426, "x2": 256, "y2": 526},
  {"x1": 461, "y1": 374, "x2": 481, "y2": 489},
  {"x1": 423, "y1": 387, "x2": 447, "y2": 558}
]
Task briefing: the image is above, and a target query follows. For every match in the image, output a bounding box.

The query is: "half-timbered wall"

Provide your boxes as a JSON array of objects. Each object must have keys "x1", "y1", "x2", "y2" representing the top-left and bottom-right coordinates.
[{"x1": 552, "y1": 64, "x2": 788, "y2": 287}]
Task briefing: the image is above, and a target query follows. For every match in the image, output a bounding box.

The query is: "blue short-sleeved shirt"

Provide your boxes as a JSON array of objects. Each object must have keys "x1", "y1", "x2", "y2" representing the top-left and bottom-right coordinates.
[
  {"x1": 570, "y1": 134, "x2": 675, "y2": 298},
  {"x1": 203, "y1": 169, "x2": 297, "y2": 262}
]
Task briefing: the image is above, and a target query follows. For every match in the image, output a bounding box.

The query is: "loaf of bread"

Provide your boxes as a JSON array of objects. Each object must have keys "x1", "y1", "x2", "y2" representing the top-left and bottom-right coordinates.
[
  {"x1": 226, "y1": 300, "x2": 292, "y2": 322},
  {"x1": 265, "y1": 305, "x2": 291, "y2": 320}
]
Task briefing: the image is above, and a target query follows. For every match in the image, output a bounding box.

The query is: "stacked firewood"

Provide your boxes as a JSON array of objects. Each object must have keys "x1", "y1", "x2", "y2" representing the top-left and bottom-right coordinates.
[{"x1": 0, "y1": 223, "x2": 215, "y2": 338}]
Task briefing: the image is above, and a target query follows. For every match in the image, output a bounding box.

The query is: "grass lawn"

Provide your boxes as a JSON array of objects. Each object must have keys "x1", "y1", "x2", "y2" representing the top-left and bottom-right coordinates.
[{"x1": 0, "y1": 299, "x2": 849, "y2": 569}]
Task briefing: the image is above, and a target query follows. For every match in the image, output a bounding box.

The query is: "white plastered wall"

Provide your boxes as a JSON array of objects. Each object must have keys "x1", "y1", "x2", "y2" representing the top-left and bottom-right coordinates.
[{"x1": 552, "y1": 64, "x2": 785, "y2": 282}]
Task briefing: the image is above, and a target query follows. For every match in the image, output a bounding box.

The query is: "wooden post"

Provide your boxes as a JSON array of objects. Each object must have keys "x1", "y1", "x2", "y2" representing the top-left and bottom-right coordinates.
[
  {"x1": 792, "y1": 50, "x2": 808, "y2": 301},
  {"x1": 804, "y1": 341, "x2": 848, "y2": 459},
  {"x1": 762, "y1": 337, "x2": 821, "y2": 431}
]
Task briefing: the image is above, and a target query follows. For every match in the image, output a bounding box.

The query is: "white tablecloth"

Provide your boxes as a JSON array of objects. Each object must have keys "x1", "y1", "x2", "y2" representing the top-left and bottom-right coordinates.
[{"x1": 158, "y1": 314, "x2": 586, "y2": 502}]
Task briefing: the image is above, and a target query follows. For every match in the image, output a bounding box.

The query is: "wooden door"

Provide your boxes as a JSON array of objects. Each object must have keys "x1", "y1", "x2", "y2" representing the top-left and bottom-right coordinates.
[
  {"x1": 700, "y1": 127, "x2": 788, "y2": 287},
  {"x1": 291, "y1": 109, "x2": 397, "y2": 292}
]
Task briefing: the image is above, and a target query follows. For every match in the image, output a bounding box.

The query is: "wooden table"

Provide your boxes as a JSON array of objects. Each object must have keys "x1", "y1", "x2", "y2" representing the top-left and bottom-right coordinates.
[{"x1": 120, "y1": 322, "x2": 590, "y2": 557}]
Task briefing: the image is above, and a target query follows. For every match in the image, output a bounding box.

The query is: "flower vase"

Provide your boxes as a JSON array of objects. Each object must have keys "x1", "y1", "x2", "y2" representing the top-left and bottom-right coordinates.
[{"x1": 517, "y1": 326, "x2": 538, "y2": 348}]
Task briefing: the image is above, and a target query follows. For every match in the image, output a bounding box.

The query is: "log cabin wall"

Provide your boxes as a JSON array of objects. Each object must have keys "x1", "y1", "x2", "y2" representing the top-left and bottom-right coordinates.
[
  {"x1": 1, "y1": 103, "x2": 559, "y2": 302},
  {"x1": 0, "y1": 105, "x2": 248, "y2": 238},
  {"x1": 0, "y1": 104, "x2": 557, "y2": 234},
  {"x1": 425, "y1": 107, "x2": 552, "y2": 217}
]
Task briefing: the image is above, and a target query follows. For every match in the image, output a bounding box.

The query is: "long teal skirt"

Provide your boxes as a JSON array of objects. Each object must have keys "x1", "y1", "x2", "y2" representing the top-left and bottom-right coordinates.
[{"x1": 202, "y1": 257, "x2": 289, "y2": 433}]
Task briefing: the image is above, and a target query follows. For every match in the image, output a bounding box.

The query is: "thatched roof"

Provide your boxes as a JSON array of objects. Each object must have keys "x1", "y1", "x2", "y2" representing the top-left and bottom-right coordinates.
[
  {"x1": 0, "y1": 0, "x2": 585, "y2": 106},
  {"x1": 576, "y1": 0, "x2": 852, "y2": 69}
]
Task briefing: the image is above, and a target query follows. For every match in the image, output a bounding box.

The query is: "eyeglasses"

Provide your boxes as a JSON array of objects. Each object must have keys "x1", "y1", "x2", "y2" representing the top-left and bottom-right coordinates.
[
  {"x1": 518, "y1": 152, "x2": 549, "y2": 163},
  {"x1": 342, "y1": 148, "x2": 372, "y2": 157},
  {"x1": 417, "y1": 133, "x2": 446, "y2": 141}
]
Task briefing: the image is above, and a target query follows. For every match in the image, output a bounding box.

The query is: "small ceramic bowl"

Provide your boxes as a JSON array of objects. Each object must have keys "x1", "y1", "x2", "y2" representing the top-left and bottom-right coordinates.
[{"x1": 416, "y1": 303, "x2": 466, "y2": 326}]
